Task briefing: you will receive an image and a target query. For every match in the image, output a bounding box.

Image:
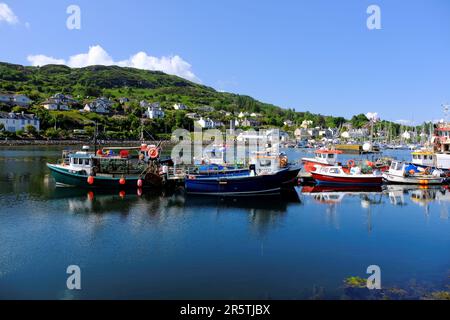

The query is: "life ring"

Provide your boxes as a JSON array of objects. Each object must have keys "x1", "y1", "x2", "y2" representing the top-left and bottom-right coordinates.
[
  {"x1": 347, "y1": 159, "x2": 356, "y2": 168},
  {"x1": 147, "y1": 147, "x2": 159, "y2": 159}
]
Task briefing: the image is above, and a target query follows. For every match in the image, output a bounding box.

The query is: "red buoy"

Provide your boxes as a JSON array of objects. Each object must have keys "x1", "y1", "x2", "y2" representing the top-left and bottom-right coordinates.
[
  {"x1": 87, "y1": 176, "x2": 94, "y2": 185},
  {"x1": 137, "y1": 179, "x2": 143, "y2": 188},
  {"x1": 87, "y1": 191, "x2": 94, "y2": 200},
  {"x1": 119, "y1": 177, "x2": 126, "y2": 185},
  {"x1": 137, "y1": 188, "x2": 143, "y2": 197},
  {"x1": 119, "y1": 191, "x2": 126, "y2": 198}
]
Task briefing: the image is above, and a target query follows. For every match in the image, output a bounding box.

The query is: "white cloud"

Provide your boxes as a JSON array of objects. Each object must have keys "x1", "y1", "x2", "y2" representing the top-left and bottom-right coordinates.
[
  {"x1": 27, "y1": 45, "x2": 200, "y2": 82},
  {"x1": 0, "y1": 3, "x2": 19, "y2": 24},
  {"x1": 27, "y1": 54, "x2": 65, "y2": 66}
]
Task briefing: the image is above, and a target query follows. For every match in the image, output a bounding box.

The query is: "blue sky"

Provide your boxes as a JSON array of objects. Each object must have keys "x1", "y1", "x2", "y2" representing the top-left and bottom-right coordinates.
[{"x1": 1, "y1": 0, "x2": 449, "y2": 123}]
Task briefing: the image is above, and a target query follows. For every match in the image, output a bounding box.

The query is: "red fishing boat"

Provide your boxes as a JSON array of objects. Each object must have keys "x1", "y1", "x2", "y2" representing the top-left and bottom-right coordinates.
[{"x1": 311, "y1": 166, "x2": 383, "y2": 186}]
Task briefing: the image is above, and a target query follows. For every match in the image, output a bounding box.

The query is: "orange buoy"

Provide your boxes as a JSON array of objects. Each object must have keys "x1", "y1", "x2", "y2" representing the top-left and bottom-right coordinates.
[
  {"x1": 147, "y1": 147, "x2": 159, "y2": 159},
  {"x1": 137, "y1": 178, "x2": 143, "y2": 188},
  {"x1": 87, "y1": 175, "x2": 94, "y2": 185},
  {"x1": 119, "y1": 177, "x2": 126, "y2": 185}
]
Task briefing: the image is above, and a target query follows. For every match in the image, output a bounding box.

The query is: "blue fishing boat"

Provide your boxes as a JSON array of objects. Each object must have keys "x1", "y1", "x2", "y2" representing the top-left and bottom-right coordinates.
[
  {"x1": 185, "y1": 153, "x2": 301, "y2": 195},
  {"x1": 185, "y1": 167, "x2": 300, "y2": 195}
]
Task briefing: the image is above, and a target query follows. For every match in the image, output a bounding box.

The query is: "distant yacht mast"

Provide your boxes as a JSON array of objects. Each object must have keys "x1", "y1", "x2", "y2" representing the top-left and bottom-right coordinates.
[{"x1": 442, "y1": 103, "x2": 450, "y2": 123}]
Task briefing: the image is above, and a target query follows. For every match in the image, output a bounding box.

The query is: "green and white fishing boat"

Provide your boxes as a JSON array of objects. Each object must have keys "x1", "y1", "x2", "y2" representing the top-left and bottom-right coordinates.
[{"x1": 47, "y1": 145, "x2": 165, "y2": 189}]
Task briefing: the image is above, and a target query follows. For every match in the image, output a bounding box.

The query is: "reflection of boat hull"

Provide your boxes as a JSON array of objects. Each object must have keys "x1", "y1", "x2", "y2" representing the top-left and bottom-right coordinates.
[
  {"x1": 311, "y1": 172, "x2": 383, "y2": 186},
  {"x1": 302, "y1": 185, "x2": 382, "y2": 193},
  {"x1": 47, "y1": 163, "x2": 158, "y2": 188},
  {"x1": 382, "y1": 172, "x2": 445, "y2": 185},
  {"x1": 185, "y1": 167, "x2": 301, "y2": 196}
]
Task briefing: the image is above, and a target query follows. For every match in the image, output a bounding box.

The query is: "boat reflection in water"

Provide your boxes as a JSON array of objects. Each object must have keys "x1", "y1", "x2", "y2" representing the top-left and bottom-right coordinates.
[
  {"x1": 302, "y1": 184, "x2": 449, "y2": 220},
  {"x1": 46, "y1": 186, "x2": 302, "y2": 235},
  {"x1": 385, "y1": 184, "x2": 450, "y2": 219}
]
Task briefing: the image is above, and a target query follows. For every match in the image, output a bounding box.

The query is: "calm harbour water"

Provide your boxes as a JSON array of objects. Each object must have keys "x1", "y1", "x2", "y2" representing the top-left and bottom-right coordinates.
[{"x1": 0, "y1": 146, "x2": 449, "y2": 299}]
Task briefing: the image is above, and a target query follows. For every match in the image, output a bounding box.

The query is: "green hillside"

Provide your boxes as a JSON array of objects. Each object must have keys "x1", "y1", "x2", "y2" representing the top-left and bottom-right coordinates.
[{"x1": 0, "y1": 62, "x2": 409, "y2": 140}]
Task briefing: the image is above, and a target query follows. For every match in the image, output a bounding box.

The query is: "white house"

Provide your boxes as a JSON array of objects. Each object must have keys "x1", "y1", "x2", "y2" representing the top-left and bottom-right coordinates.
[
  {"x1": 43, "y1": 93, "x2": 77, "y2": 111},
  {"x1": 0, "y1": 93, "x2": 33, "y2": 107},
  {"x1": 83, "y1": 97, "x2": 112, "y2": 114},
  {"x1": 196, "y1": 117, "x2": 215, "y2": 129},
  {"x1": 119, "y1": 97, "x2": 129, "y2": 104},
  {"x1": 145, "y1": 103, "x2": 165, "y2": 119},
  {"x1": 238, "y1": 112, "x2": 249, "y2": 118},
  {"x1": 283, "y1": 120, "x2": 293, "y2": 127},
  {"x1": 174, "y1": 103, "x2": 187, "y2": 110},
  {"x1": 0, "y1": 112, "x2": 40, "y2": 132}
]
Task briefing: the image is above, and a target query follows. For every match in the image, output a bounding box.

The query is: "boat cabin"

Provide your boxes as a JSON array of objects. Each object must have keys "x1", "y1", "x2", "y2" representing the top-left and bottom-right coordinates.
[
  {"x1": 67, "y1": 152, "x2": 95, "y2": 175},
  {"x1": 314, "y1": 150, "x2": 342, "y2": 165},
  {"x1": 411, "y1": 151, "x2": 435, "y2": 167}
]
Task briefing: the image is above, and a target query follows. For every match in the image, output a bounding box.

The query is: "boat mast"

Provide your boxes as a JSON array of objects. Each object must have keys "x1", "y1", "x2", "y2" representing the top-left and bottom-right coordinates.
[{"x1": 94, "y1": 121, "x2": 98, "y2": 154}]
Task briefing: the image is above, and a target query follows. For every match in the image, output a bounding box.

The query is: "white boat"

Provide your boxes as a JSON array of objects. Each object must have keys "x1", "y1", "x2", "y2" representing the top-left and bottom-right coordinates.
[
  {"x1": 411, "y1": 150, "x2": 435, "y2": 168},
  {"x1": 301, "y1": 149, "x2": 342, "y2": 173},
  {"x1": 382, "y1": 161, "x2": 445, "y2": 185}
]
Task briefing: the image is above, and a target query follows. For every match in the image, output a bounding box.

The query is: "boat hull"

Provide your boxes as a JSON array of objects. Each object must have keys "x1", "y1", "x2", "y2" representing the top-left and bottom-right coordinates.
[
  {"x1": 382, "y1": 172, "x2": 445, "y2": 185},
  {"x1": 185, "y1": 167, "x2": 301, "y2": 196},
  {"x1": 311, "y1": 172, "x2": 383, "y2": 186},
  {"x1": 47, "y1": 163, "x2": 153, "y2": 188}
]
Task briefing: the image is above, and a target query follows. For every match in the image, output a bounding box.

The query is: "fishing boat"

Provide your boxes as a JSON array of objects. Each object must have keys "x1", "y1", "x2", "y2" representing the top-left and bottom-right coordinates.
[
  {"x1": 411, "y1": 150, "x2": 436, "y2": 168},
  {"x1": 47, "y1": 144, "x2": 168, "y2": 188},
  {"x1": 301, "y1": 149, "x2": 342, "y2": 173},
  {"x1": 310, "y1": 165, "x2": 383, "y2": 186},
  {"x1": 382, "y1": 161, "x2": 445, "y2": 185},
  {"x1": 185, "y1": 153, "x2": 301, "y2": 195}
]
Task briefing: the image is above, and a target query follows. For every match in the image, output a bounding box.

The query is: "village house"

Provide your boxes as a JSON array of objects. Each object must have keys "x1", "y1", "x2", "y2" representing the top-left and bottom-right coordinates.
[
  {"x1": 145, "y1": 103, "x2": 165, "y2": 119},
  {"x1": 279, "y1": 131, "x2": 290, "y2": 142},
  {"x1": 238, "y1": 112, "x2": 249, "y2": 118},
  {"x1": 119, "y1": 97, "x2": 129, "y2": 104},
  {"x1": 240, "y1": 118, "x2": 260, "y2": 127},
  {"x1": 83, "y1": 97, "x2": 112, "y2": 114},
  {"x1": 0, "y1": 93, "x2": 33, "y2": 107},
  {"x1": 196, "y1": 117, "x2": 216, "y2": 129},
  {"x1": 0, "y1": 111, "x2": 40, "y2": 132},
  {"x1": 140, "y1": 100, "x2": 150, "y2": 108},
  {"x1": 173, "y1": 103, "x2": 187, "y2": 110},
  {"x1": 319, "y1": 128, "x2": 338, "y2": 139},
  {"x1": 43, "y1": 93, "x2": 78, "y2": 111},
  {"x1": 185, "y1": 112, "x2": 199, "y2": 120},
  {"x1": 283, "y1": 120, "x2": 294, "y2": 127}
]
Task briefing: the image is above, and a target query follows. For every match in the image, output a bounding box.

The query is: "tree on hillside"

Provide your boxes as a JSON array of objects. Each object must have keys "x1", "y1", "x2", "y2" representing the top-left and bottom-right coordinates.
[{"x1": 350, "y1": 114, "x2": 369, "y2": 128}]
